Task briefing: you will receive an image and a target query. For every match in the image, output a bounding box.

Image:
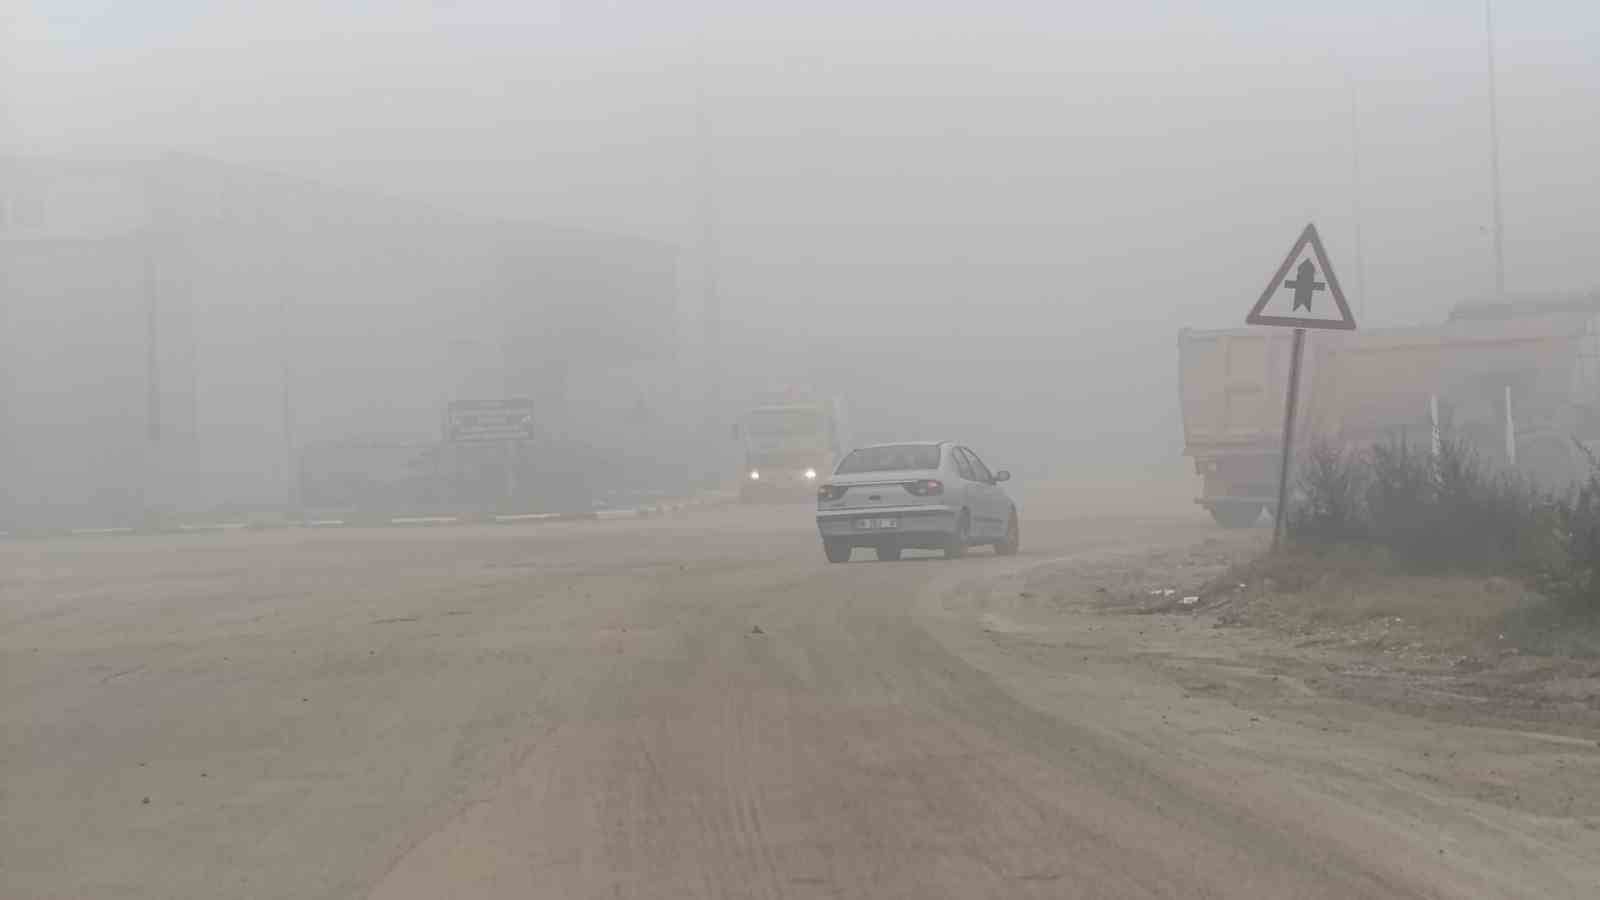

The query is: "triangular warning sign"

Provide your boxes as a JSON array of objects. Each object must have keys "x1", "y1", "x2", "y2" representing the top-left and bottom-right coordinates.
[{"x1": 1246, "y1": 223, "x2": 1357, "y2": 330}]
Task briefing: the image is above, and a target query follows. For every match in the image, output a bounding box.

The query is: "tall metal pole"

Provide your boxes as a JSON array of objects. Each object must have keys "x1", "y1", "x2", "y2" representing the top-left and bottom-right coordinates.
[
  {"x1": 695, "y1": 44, "x2": 721, "y2": 406},
  {"x1": 0, "y1": 226, "x2": 13, "y2": 527},
  {"x1": 695, "y1": 37, "x2": 730, "y2": 490},
  {"x1": 137, "y1": 228, "x2": 164, "y2": 529},
  {"x1": 1272, "y1": 328, "x2": 1307, "y2": 551},
  {"x1": 1346, "y1": 73, "x2": 1369, "y2": 321},
  {"x1": 144, "y1": 234, "x2": 161, "y2": 446},
  {"x1": 140, "y1": 163, "x2": 169, "y2": 529},
  {"x1": 279, "y1": 294, "x2": 300, "y2": 522},
  {"x1": 1484, "y1": 0, "x2": 1507, "y2": 298},
  {"x1": 0, "y1": 48, "x2": 23, "y2": 527}
]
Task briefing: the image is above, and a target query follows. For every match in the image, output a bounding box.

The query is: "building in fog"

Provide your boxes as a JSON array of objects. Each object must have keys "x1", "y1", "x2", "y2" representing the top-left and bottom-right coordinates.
[{"x1": 0, "y1": 155, "x2": 688, "y2": 527}]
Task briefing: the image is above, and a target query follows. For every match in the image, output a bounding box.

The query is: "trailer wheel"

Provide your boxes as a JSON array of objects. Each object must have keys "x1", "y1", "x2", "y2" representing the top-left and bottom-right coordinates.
[{"x1": 1209, "y1": 503, "x2": 1264, "y2": 529}]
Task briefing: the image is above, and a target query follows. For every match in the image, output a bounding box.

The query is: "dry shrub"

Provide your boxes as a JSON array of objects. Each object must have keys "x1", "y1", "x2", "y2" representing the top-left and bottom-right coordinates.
[
  {"x1": 1556, "y1": 449, "x2": 1600, "y2": 604},
  {"x1": 1289, "y1": 442, "x2": 1365, "y2": 541},
  {"x1": 1288, "y1": 436, "x2": 1578, "y2": 591}
]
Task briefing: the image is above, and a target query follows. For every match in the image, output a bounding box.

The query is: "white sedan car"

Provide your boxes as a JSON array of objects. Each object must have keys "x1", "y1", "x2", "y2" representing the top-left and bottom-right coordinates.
[{"x1": 815, "y1": 441, "x2": 1019, "y2": 562}]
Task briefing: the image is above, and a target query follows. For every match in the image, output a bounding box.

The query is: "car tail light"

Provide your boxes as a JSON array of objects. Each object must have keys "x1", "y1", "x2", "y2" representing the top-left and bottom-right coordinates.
[
  {"x1": 904, "y1": 479, "x2": 943, "y2": 496},
  {"x1": 817, "y1": 484, "x2": 848, "y2": 503}
]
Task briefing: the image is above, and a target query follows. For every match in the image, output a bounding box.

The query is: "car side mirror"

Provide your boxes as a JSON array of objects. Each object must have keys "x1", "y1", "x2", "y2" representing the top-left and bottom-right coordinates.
[{"x1": 993, "y1": 470, "x2": 1011, "y2": 483}]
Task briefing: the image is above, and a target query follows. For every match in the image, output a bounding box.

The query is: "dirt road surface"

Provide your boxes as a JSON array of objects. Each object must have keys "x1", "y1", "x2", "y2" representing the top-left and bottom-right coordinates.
[{"x1": 5, "y1": 492, "x2": 1598, "y2": 898}]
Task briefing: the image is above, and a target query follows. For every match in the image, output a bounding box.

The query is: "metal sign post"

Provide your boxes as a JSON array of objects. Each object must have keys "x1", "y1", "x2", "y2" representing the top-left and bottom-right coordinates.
[
  {"x1": 1272, "y1": 328, "x2": 1306, "y2": 550},
  {"x1": 1246, "y1": 223, "x2": 1357, "y2": 549}
]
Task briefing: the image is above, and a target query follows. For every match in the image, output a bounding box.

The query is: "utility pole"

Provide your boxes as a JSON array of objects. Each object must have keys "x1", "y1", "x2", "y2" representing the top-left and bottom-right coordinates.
[
  {"x1": 1346, "y1": 73, "x2": 1369, "y2": 322},
  {"x1": 0, "y1": 196, "x2": 13, "y2": 528},
  {"x1": 695, "y1": 50, "x2": 721, "y2": 407},
  {"x1": 140, "y1": 223, "x2": 163, "y2": 530},
  {"x1": 280, "y1": 294, "x2": 301, "y2": 522},
  {"x1": 140, "y1": 161, "x2": 170, "y2": 530},
  {"x1": 694, "y1": 37, "x2": 731, "y2": 490},
  {"x1": 1484, "y1": 0, "x2": 1507, "y2": 298},
  {"x1": 143, "y1": 234, "x2": 161, "y2": 447}
]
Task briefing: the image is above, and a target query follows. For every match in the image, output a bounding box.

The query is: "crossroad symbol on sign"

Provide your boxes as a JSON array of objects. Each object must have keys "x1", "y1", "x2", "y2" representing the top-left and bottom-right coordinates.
[
  {"x1": 1246, "y1": 223, "x2": 1356, "y2": 330},
  {"x1": 1284, "y1": 260, "x2": 1324, "y2": 311}
]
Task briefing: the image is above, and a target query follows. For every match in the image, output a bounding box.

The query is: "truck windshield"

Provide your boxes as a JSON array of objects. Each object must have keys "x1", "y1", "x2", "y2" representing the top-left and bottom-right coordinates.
[
  {"x1": 835, "y1": 444, "x2": 940, "y2": 474},
  {"x1": 746, "y1": 408, "x2": 822, "y2": 435}
]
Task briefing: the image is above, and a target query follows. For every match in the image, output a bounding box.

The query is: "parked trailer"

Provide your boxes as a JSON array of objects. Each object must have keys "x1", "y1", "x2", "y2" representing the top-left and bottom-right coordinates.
[
  {"x1": 1179, "y1": 296, "x2": 1600, "y2": 528},
  {"x1": 1178, "y1": 328, "x2": 1304, "y2": 527}
]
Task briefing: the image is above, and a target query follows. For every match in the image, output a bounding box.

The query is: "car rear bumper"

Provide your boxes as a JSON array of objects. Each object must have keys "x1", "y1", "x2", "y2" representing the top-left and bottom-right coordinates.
[{"x1": 816, "y1": 504, "x2": 957, "y2": 546}]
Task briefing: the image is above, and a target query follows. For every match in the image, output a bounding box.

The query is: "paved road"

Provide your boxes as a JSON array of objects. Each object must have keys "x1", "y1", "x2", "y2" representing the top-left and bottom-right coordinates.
[{"x1": 4, "y1": 503, "x2": 1596, "y2": 898}]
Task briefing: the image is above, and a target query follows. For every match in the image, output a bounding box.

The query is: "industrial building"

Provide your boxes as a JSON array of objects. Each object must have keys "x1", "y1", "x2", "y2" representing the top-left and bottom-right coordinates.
[{"x1": 0, "y1": 155, "x2": 689, "y2": 528}]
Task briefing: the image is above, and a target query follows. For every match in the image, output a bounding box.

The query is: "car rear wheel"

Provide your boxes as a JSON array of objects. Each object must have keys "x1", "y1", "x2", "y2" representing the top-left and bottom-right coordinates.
[
  {"x1": 875, "y1": 544, "x2": 902, "y2": 562},
  {"x1": 823, "y1": 540, "x2": 851, "y2": 563},
  {"x1": 994, "y1": 510, "x2": 1020, "y2": 556},
  {"x1": 943, "y1": 511, "x2": 970, "y2": 560}
]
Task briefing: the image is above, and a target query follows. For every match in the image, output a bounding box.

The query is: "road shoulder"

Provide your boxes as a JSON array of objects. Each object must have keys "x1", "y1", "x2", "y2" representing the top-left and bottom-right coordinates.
[{"x1": 913, "y1": 535, "x2": 1600, "y2": 899}]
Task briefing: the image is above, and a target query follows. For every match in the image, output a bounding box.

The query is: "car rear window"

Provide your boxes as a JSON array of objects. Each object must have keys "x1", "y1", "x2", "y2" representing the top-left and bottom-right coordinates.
[{"x1": 835, "y1": 445, "x2": 941, "y2": 474}]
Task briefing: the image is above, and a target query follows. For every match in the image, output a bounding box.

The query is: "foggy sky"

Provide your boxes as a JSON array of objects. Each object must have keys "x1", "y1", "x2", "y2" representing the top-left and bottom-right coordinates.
[{"x1": 5, "y1": 1, "x2": 1599, "y2": 460}]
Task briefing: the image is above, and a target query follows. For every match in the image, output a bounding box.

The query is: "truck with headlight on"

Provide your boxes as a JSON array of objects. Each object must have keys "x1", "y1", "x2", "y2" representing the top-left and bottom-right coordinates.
[{"x1": 733, "y1": 394, "x2": 850, "y2": 502}]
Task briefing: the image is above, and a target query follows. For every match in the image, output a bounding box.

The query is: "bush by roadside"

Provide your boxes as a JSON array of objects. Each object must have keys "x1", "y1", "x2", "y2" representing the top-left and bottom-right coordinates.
[
  {"x1": 1288, "y1": 437, "x2": 1598, "y2": 606},
  {"x1": 1561, "y1": 452, "x2": 1600, "y2": 598}
]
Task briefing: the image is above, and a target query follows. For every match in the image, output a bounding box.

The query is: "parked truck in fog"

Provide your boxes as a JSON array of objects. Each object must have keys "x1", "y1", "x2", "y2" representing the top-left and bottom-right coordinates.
[{"x1": 1179, "y1": 295, "x2": 1600, "y2": 527}]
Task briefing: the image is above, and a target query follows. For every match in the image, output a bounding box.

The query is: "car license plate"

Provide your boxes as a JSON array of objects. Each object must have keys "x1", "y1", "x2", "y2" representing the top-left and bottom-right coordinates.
[{"x1": 855, "y1": 517, "x2": 898, "y2": 530}]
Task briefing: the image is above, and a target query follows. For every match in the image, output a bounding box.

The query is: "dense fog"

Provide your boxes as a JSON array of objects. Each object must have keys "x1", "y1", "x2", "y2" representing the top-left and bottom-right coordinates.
[{"x1": 2, "y1": 2, "x2": 1596, "y2": 526}]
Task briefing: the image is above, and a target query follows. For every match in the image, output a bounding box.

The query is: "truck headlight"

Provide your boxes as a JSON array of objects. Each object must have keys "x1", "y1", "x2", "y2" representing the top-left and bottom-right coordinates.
[
  {"x1": 804, "y1": 468, "x2": 817, "y2": 480},
  {"x1": 749, "y1": 470, "x2": 760, "y2": 481}
]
